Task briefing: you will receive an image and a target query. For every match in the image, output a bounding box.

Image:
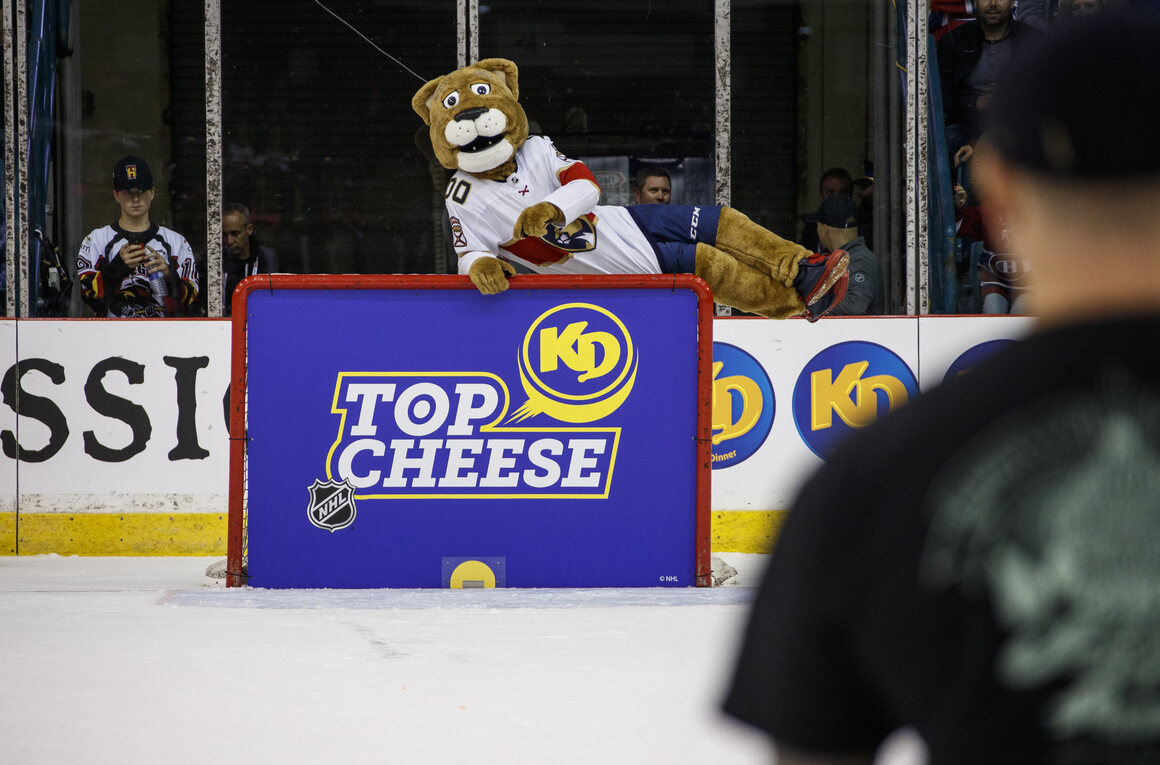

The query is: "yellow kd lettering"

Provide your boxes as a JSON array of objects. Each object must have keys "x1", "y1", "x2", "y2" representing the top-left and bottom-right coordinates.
[
  {"x1": 540, "y1": 322, "x2": 588, "y2": 373},
  {"x1": 810, "y1": 362, "x2": 910, "y2": 431},
  {"x1": 711, "y1": 361, "x2": 763, "y2": 445},
  {"x1": 863, "y1": 374, "x2": 909, "y2": 412},
  {"x1": 539, "y1": 322, "x2": 621, "y2": 382},
  {"x1": 811, "y1": 362, "x2": 868, "y2": 430}
]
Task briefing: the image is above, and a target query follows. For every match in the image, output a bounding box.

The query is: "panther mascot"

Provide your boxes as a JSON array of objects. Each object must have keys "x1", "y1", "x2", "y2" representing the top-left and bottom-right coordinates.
[{"x1": 412, "y1": 58, "x2": 848, "y2": 320}]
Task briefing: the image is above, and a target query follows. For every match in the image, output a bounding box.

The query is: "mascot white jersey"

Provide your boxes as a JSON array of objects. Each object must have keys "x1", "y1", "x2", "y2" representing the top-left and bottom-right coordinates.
[{"x1": 446, "y1": 136, "x2": 660, "y2": 276}]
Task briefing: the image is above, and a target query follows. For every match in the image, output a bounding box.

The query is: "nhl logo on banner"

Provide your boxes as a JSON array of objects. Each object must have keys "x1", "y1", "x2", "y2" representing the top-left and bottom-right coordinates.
[{"x1": 306, "y1": 477, "x2": 358, "y2": 532}]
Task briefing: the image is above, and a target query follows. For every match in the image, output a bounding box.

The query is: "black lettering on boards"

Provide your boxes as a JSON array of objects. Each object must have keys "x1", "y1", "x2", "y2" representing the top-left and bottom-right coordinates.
[
  {"x1": 83, "y1": 357, "x2": 151, "y2": 462},
  {"x1": 164, "y1": 356, "x2": 210, "y2": 461},
  {"x1": 1, "y1": 359, "x2": 69, "y2": 462}
]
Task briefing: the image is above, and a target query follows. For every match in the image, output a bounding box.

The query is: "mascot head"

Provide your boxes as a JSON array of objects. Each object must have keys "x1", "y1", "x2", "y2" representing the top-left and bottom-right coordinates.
[{"x1": 412, "y1": 58, "x2": 529, "y2": 176}]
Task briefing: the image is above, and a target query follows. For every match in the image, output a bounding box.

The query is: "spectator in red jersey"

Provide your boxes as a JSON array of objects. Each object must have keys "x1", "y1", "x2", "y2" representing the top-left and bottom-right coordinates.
[{"x1": 954, "y1": 171, "x2": 1031, "y2": 314}]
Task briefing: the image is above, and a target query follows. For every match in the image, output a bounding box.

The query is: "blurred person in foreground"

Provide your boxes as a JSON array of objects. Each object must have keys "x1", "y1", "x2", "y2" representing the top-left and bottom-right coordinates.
[{"x1": 724, "y1": 12, "x2": 1160, "y2": 765}]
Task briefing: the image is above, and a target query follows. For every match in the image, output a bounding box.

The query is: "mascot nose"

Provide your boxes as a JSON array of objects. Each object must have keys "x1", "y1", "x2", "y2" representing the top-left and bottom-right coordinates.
[{"x1": 454, "y1": 107, "x2": 488, "y2": 122}]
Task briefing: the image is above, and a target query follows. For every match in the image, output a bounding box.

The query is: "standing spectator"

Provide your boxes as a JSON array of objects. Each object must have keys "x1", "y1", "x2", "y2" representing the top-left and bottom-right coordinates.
[
  {"x1": 632, "y1": 166, "x2": 671, "y2": 205},
  {"x1": 222, "y1": 202, "x2": 279, "y2": 316},
  {"x1": 77, "y1": 155, "x2": 198, "y2": 317},
  {"x1": 937, "y1": 0, "x2": 1041, "y2": 167},
  {"x1": 725, "y1": 12, "x2": 1160, "y2": 763},
  {"x1": 805, "y1": 193, "x2": 883, "y2": 315}
]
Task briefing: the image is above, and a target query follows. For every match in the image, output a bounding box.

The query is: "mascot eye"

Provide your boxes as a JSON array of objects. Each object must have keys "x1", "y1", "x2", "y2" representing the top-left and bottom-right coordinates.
[
  {"x1": 470, "y1": 83, "x2": 491, "y2": 96},
  {"x1": 442, "y1": 91, "x2": 460, "y2": 109}
]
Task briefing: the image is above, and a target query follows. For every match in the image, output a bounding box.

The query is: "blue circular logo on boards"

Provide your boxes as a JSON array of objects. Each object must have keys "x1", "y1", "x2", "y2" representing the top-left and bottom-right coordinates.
[
  {"x1": 793, "y1": 341, "x2": 918, "y2": 459},
  {"x1": 711, "y1": 343, "x2": 774, "y2": 469},
  {"x1": 943, "y1": 339, "x2": 1015, "y2": 383}
]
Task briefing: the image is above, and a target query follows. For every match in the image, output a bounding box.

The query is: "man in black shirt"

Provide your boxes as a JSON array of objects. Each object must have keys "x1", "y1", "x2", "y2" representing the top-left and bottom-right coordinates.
[
  {"x1": 726, "y1": 12, "x2": 1160, "y2": 764},
  {"x1": 222, "y1": 202, "x2": 279, "y2": 316},
  {"x1": 938, "y1": 0, "x2": 1040, "y2": 166}
]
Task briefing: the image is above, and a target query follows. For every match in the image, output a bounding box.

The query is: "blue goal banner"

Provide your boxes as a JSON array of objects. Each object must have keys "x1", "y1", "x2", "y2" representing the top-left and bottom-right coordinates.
[{"x1": 230, "y1": 274, "x2": 713, "y2": 588}]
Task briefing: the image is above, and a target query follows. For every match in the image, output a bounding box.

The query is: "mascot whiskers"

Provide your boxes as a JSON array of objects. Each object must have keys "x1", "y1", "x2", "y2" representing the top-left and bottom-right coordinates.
[{"x1": 412, "y1": 58, "x2": 848, "y2": 320}]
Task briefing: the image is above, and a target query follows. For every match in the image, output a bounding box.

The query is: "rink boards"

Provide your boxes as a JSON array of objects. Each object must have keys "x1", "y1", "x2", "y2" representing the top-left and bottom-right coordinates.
[{"x1": 0, "y1": 302, "x2": 1033, "y2": 561}]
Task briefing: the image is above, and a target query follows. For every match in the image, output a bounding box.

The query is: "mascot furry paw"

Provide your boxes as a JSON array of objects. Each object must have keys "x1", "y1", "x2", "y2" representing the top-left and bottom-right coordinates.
[{"x1": 412, "y1": 58, "x2": 848, "y2": 320}]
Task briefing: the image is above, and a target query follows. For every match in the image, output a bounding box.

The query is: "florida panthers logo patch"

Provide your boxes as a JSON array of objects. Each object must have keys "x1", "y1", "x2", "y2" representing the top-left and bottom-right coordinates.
[
  {"x1": 542, "y1": 215, "x2": 597, "y2": 253},
  {"x1": 502, "y1": 213, "x2": 599, "y2": 265}
]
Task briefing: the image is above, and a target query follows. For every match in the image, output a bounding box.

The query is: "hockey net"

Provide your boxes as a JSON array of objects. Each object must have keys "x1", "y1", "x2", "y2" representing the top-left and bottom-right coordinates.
[
  {"x1": 223, "y1": 273, "x2": 714, "y2": 588},
  {"x1": 225, "y1": 287, "x2": 251, "y2": 587}
]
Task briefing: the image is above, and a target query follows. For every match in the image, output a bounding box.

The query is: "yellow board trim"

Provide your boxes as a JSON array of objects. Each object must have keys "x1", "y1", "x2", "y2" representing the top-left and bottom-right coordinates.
[
  {"x1": 1, "y1": 511, "x2": 15, "y2": 555},
  {"x1": 2, "y1": 510, "x2": 781, "y2": 557},
  {"x1": 8, "y1": 513, "x2": 227, "y2": 556},
  {"x1": 711, "y1": 510, "x2": 788, "y2": 554}
]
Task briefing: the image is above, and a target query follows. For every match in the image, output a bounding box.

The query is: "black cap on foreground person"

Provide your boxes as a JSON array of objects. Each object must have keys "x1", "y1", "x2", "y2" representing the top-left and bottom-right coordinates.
[{"x1": 984, "y1": 11, "x2": 1160, "y2": 181}]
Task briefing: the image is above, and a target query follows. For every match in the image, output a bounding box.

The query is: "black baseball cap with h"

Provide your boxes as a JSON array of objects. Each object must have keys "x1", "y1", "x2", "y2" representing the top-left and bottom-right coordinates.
[{"x1": 113, "y1": 155, "x2": 154, "y2": 192}]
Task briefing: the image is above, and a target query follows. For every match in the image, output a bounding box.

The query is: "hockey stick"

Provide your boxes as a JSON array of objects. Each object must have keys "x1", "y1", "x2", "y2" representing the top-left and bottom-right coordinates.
[{"x1": 312, "y1": 0, "x2": 428, "y2": 83}]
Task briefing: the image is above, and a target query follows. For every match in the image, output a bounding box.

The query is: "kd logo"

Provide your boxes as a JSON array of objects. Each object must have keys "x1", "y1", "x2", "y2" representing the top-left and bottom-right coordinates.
[
  {"x1": 511, "y1": 303, "x2": 637, "y2": 423},
  {"x1": 539, "y1": 322, "x2": 620, "y2": 382},
  {"x1": 713, "y1": 362, "x2": 762, "y2": 444},
  {"x1": 710, "y1": 343, "x2": 774, "y2": 468},
  {"x1": 793, "y1": 342, "x2": 918, "y2": 458},
  {"x1": 810, "y1": 361, "x2": 910, "y2": 430}
]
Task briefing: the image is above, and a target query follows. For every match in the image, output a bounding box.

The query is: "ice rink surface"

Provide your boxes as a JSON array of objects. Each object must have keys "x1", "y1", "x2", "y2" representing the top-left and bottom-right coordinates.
[
  {"x1": 1, "y1": 553, "x2": 772, "y2": 764},
  {"x1": 1, "y1": 553, "x2": 925, "y2": 764}
]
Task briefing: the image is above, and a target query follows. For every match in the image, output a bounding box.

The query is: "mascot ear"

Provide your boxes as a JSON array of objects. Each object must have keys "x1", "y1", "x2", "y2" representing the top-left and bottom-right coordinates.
[
  {"x1": 474, "y1": 58, "x2": 520, "y2": 101},
  {"x1": 411, "y1": 76, "x2": 443, "y2": 126}
]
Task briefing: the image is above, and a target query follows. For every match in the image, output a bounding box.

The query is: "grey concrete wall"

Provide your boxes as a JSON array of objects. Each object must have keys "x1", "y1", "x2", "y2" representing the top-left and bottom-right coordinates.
[
  {"x1": 78, "y1": 2, "x2": 174, "y2": 236},
  {"x1": 797, "y1": 0, "x2": 873, "y2": 218}
]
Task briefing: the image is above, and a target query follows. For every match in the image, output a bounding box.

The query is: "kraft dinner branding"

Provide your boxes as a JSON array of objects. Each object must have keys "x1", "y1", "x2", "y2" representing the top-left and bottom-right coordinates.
[
  {"x1": 512, "y1": 302, "x2": 637, "y2": 423},
  {"x1": 310, "y1": 302, "x2": 634, "y2": 526},
  {"x1": 711, "y1": 343, "x2": 774, "y2": 469},
  {"x1": 793, "y1": 341, "x2": 918, "y2": 458},
  {"x1": 304, "y1": 310, "x2": 969, "y2": 529},
  {"x1": 711, "y1": 338, "x2": 923, "y2": 467}
]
